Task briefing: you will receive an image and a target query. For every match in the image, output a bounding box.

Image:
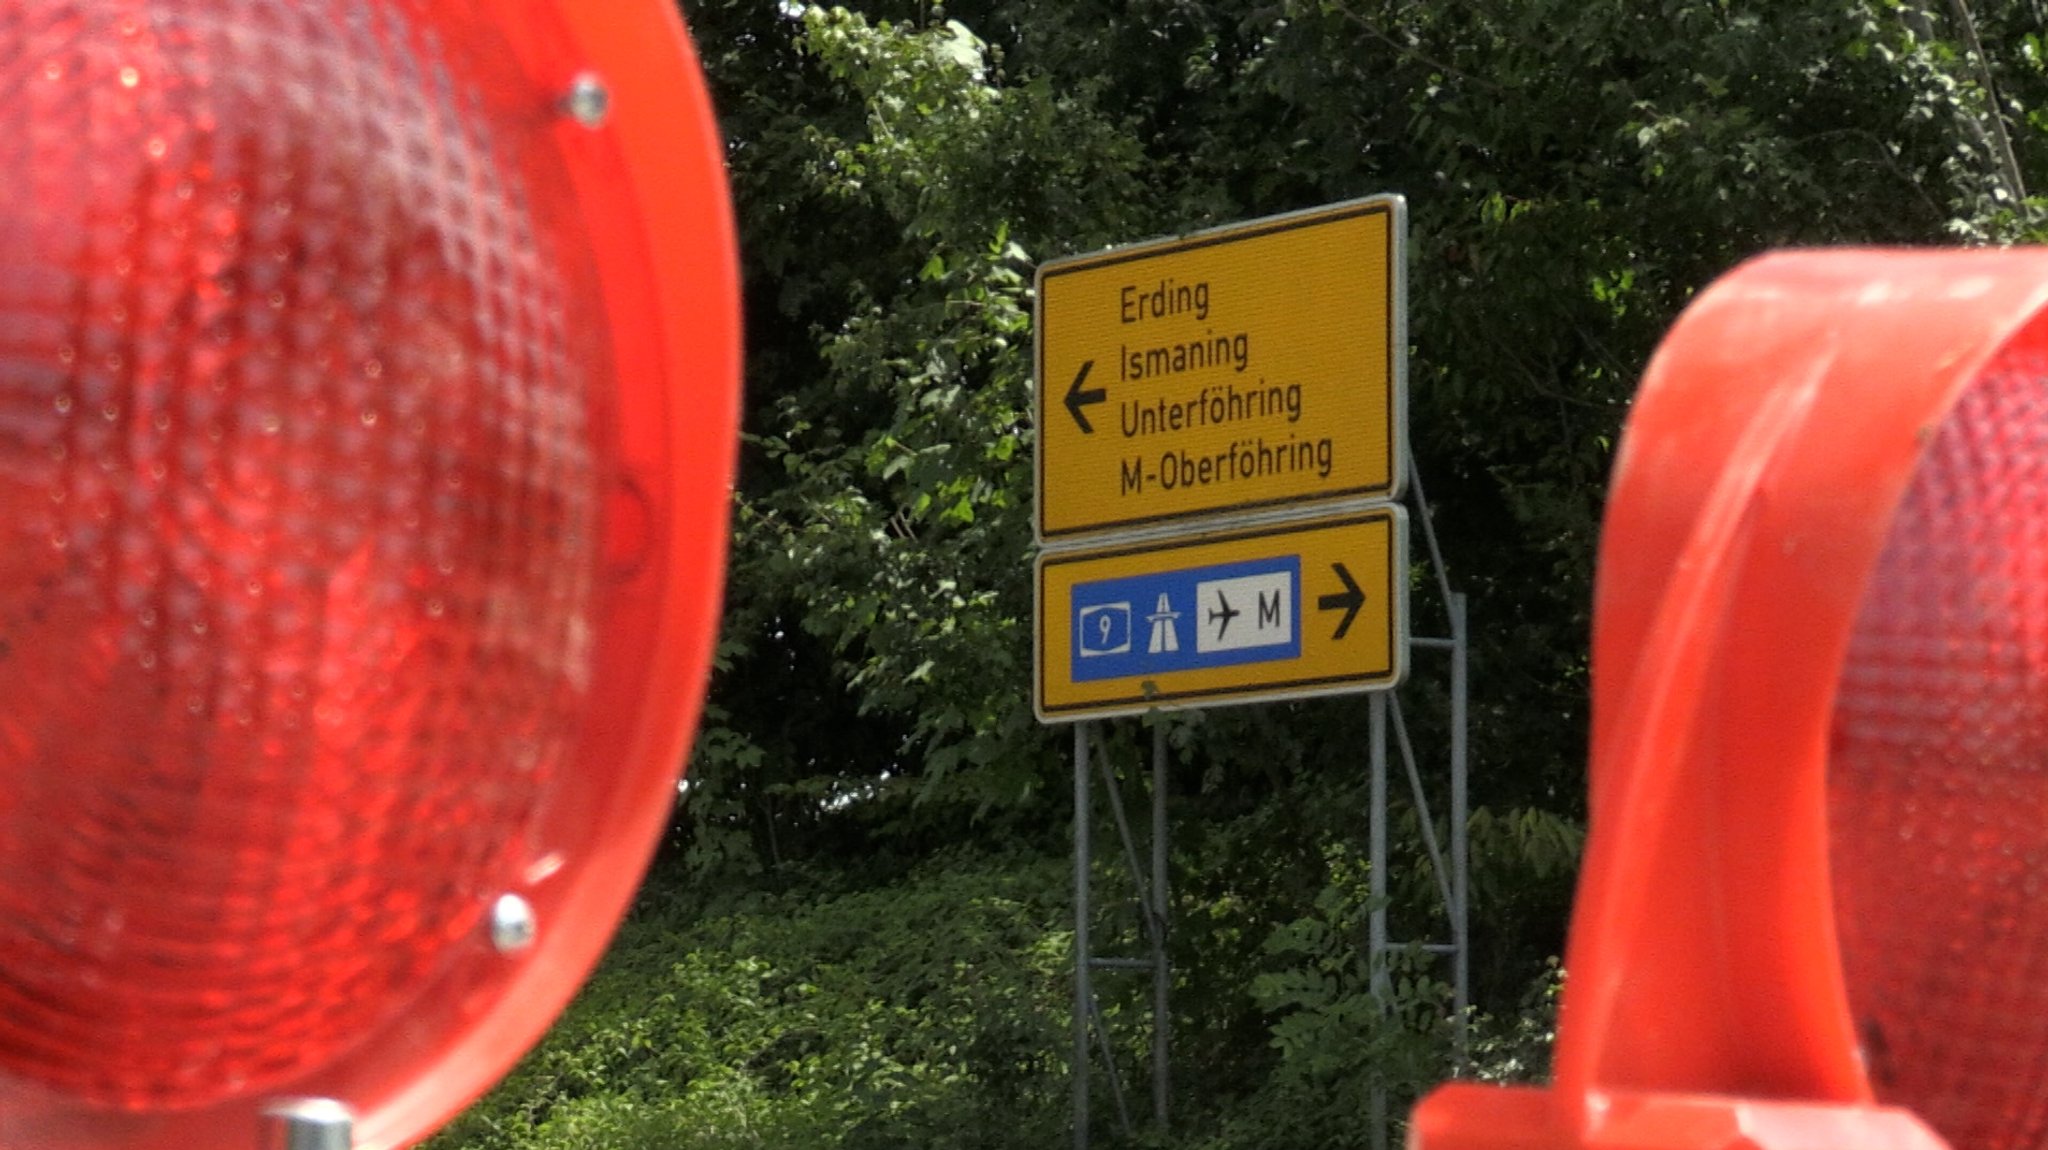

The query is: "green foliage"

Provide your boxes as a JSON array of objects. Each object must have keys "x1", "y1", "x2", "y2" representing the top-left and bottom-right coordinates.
[
  {"x1": 681, "y1": 0, "x2": 2048, "y2": 896},
  {"x1": 683, "y1": 5, "x2": 1156, "y2": 869},
  {"x1": 428, "y1": 850, "x2": 1073, "y2": 1150},
  {"x1": 1467, "y1": 959, "x2": 1565, "y2": 1087}
]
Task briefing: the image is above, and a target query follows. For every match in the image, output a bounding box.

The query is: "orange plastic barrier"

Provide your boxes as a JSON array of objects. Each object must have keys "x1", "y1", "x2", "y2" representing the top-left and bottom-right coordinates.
[{"x1": 1414, "y1": 250, "x2": 2048, "y2": 1150}]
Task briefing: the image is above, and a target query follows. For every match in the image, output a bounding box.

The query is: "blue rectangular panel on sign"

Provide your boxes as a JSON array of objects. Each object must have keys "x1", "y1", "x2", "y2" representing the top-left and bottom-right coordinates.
[{"x1": 1071, "y1": 556, "x2": 1301, "y2": 682}]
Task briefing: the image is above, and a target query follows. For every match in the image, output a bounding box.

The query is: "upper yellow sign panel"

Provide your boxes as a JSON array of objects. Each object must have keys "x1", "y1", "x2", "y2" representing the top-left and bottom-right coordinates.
[{"x1": 1034, "y1": 197, "x2": 1405, "y2": 542}]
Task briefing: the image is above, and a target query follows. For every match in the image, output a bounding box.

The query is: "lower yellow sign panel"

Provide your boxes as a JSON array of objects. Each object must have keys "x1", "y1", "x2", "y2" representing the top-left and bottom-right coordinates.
[{"x1": 1036, "y1": 508, "x2": 1407, "y2": 722}]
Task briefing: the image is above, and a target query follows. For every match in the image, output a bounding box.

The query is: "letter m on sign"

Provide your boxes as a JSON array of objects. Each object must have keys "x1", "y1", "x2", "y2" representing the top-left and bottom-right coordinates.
[
  {"x1": 1120, "y1": 456, "x2": 1145, "y2": 496},
  {"x1": 1259, "y1": 590, "x2": 1283, "y2": 630}
]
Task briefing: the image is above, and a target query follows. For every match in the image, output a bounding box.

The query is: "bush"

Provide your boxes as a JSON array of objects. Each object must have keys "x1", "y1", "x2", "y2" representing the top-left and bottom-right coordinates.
[{"x1": 427, "y1": 849, "x2": 1073, "y2": 1150}]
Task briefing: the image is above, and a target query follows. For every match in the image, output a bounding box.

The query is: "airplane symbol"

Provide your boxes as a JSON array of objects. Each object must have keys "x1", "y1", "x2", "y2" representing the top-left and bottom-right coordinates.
[{"x1": 1207, "y1": 590, "x2": 1240, "y2": 641}]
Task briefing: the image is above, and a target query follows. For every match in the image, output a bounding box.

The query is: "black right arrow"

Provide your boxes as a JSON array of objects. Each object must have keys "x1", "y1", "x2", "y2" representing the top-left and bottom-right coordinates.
[
  {"x1": 1063, "y1": 359, "x2": 1106, "y2": 434},
  {"x1": 1316, "y1": 563, "x2": 1365, "y2": 640}
]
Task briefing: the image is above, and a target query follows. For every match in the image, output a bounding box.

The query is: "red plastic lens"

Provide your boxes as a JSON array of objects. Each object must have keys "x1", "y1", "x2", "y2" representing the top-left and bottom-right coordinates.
[
  {"x1": 0, "y1": 0, "x2": 612, "y2": 1110},
  {"x1": 1830, "y1": 324, "x2": 2048, "y2": 1150}
]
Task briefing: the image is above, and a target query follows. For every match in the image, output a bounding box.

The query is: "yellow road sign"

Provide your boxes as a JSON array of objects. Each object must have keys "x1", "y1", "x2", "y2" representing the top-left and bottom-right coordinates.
[
  {"x1": 1035, "y1": 507, "x2": 1408, "y2": 722},
  {"x1": 1034, "y1": 197, "x2": 1405, "y2": 542}
]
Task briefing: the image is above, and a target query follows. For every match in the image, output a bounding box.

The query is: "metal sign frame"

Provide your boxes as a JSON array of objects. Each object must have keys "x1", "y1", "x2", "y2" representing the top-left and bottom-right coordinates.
[{"x1": 1039, "y1": 196, "x2": 1446, "y2": 1150}]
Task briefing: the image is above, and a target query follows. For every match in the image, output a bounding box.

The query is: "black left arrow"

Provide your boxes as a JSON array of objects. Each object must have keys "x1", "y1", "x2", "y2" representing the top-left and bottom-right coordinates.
[
  {"x1": 1063, "y1": 359, "x2": 1106, "y2": 434},
  {"x1": 1316, "y1": 563, "x2": 1365, "y2": 640}
]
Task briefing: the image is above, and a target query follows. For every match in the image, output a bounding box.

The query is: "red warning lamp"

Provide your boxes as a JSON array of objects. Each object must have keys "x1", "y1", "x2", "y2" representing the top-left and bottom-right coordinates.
[
  {"x1": 1412, "y1": 249, "x2": 2048, "y2": 1150},
  {"x1": 0, "y1": 1, "x2": 737, "y2": 1147}
]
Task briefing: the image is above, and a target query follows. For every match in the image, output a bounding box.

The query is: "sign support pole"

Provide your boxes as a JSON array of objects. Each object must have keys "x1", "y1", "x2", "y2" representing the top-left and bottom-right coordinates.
[
  {"x1": 1074, "y1": 720, "x2": 1092, "y2": 1150},
  {"x1": 1451, "y1": 591, "x2": 1470, "y2": 1059},
  {"x1": 1369, "y1": 692, "x2": 1391, "y2": 1150},
  {"x1": 1071, "y1": 720, "x2": 1173, "y2": 1149},
  {"x1": 1359, "y1": 451, "x2": 1471, "y2": 1140},
  {"x1": 1151, "y1": 721, "x2": 1170, "y2": 1130},
  {"x1": 1405, "y1": 453, "x2": 1472, "y2": 1063}
]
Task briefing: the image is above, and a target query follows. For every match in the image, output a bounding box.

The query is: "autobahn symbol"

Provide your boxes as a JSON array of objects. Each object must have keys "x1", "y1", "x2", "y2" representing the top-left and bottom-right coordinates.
[{"x1": 1036, "y1": 507, "x2": 1408, "y2": 721}]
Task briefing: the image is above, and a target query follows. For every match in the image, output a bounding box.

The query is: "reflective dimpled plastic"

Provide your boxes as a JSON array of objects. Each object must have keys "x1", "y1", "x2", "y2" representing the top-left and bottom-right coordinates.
[{"x1": 0, "y1": 0, "x2": 613, "y2": 1109}]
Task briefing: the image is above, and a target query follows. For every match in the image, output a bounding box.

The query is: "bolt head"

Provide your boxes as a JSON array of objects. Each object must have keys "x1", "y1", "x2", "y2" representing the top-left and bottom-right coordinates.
[
  {"x1": 263, "y1": 1097, "x2": 353, "y2": 1150},
  {"x1": 490, "y1": 893, "x2": 538, "y2": 953},
  {"x1": 562, "y1": 72, "x2": 610, "y2": 128}
]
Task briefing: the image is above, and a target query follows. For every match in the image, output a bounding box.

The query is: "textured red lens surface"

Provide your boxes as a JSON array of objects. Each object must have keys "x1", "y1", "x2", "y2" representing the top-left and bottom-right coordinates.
[
  {"x1": 0, "y1": 0, "x2": 610, "y2": 1110},
  {"x1": 1830, "y1": 326, "x2": 2048, "y2": 1150}
]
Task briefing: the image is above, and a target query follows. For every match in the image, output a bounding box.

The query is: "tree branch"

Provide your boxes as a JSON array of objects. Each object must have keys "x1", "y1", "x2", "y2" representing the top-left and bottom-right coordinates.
[
  {"x1": 1946, "y1": 0, "x2": 2029, "y2": 202},
  {"x1": 1325, "y1": 0, "x2": 1507, "y2": 97}
]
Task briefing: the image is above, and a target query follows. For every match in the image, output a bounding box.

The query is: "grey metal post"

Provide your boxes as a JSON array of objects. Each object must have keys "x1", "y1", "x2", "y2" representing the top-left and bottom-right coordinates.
[
  {"x1": 1369, "y1": 693, "x2": 1390, "y2": 1150},
  {"x1": 265, "y1": 1099, "x2": 353, "y2": 1150},
  {"x1": 1074, "y1": 721, "x2": 1092, "y2": 1150},
  {"x1": 1151, "y1": 722, "x2": 1170, "y2": 1129},
  {"x1": 1450, "y1": 593, "x2": 1471, "y2": 1062},
  {"x1": 1408, "y1": 445, "x2": 1473, "y2": 1066},
  {"x1": 1369, "y1": 695, "x2": 1390, "y2": 987}
]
